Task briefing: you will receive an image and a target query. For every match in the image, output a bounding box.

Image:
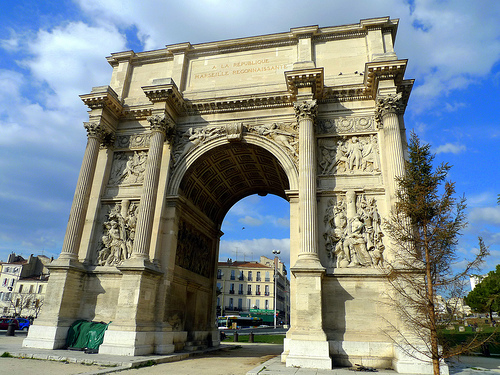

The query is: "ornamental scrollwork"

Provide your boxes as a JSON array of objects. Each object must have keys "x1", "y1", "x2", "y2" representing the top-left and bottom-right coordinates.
[
  {"x1": 96, "y1": 200, "x2": 138, "y2": 266},
  {"x1": 318, "y1": 134, "x2": 380, "y2": 175},
  {"x1": 324, "y1": 191, "x2": 385, "y2": 269},
  {"x1": 375, "y1": 92, "x2": 404, "y2": 127},
  {"x1": 147, "y1": 113, "x2": 176, "y2": 142},
  {"x1": 115, "y1": 133, "x2": 151, "y2": 149},
  {"x1": 293, "y1": 100, "x2": 317, "y2": 121},
  {"x1": 317, "y1": 116, "x2": 375, "y2": 134}
]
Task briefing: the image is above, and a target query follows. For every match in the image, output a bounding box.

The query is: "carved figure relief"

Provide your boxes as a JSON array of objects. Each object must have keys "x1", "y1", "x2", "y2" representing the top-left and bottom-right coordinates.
[
  {"x1": 172, "y1": 126, "x2": 224, "y2": 164},
  {"x1": 318, "y1": 116, "x2": 375, "y2": 134},
  {"x1": 324, "y1": 191, "x2": 384, "y2": 268},
  {"x1": 96, "y1": 200, "x2": 138, "y2": 266},
  {"x1": 249, "y1": 122, "x2": 298, "y2": 161},
  {"x1": 108, "y1": 151, "x2": 148, "y2": 185},
  {"x1": 175, "y1": 221, "x2": 212, "y2": 278},
  {"x1": 318, "y1": 134, "x2": 380, "y2": 175}
]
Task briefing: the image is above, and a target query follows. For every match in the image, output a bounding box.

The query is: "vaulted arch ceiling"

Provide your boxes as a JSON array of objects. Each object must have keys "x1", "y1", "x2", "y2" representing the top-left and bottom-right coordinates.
[{"x1": 179, "y1": 143, "x2": 290, "y2": 223}]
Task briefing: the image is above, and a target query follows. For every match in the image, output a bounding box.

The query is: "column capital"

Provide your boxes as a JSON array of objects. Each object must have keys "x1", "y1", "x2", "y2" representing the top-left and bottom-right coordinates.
[
  {"x1": 147, "y1": 113, "x2": 176, "y2": 143},
  {"x1": 293, "y1": 100, "x2": 317, "y2": 121},
  {"x1": 83, "y1": 121, "x2": 114, "y2": 147},
  {"x1": 375, "y1": 93, "x2": 404, "y2": 127}
]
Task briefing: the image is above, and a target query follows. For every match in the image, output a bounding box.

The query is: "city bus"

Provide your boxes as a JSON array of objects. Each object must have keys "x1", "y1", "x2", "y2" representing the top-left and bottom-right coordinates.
[{"x1": 217, "y1": 316, "x2": 263, "y2": 329}]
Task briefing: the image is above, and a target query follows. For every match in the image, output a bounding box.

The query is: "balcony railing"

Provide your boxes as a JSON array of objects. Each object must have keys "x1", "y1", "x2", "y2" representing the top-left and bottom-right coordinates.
[
  {"x1": 247, "y1": 291, "x2": 252, "y2": 295},
  {"x1": 238, "y1": 290, "x2": 244, "y2": 295},
  {"x1": 229, "y1": 290, "x2": 235, "y2": 294}
]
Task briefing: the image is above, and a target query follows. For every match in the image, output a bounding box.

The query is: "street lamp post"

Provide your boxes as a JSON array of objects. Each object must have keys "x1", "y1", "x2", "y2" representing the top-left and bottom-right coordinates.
[{"x1": 272, "y1": 249, "x2": 280, "y2": 329}]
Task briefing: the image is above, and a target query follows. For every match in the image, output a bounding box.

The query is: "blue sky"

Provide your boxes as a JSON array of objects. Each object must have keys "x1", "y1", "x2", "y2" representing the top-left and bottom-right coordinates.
[{"x1": 0, "y1": 1, "x2": 499, "y2": 277}]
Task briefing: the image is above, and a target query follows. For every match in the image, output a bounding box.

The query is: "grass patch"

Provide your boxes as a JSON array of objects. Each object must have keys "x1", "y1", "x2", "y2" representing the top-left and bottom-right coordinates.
[
  {"x1": 223, "y1": 334, "x2": 285, "y2": 344},
  {"x1": 1, "y1": 352, "x2": 13, "y2": 358}
]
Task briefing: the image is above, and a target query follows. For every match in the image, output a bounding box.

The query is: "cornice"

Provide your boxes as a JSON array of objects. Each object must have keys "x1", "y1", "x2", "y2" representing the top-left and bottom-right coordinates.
[
  {"x1": 285, "y1": 68, "x2": 324, "y2": 100},
  {"x1": 363, "y1": 59, "x2": 408, "y2": 98},
  {"x1": 80, "y1": 85, "x2": 123, "y2": 118},
  {"x1": 184, "y1": 92, "x2": 293, "y2": 115},
  {"x1": 142, "y1": 78, "x2": 185, "y2": 115}
]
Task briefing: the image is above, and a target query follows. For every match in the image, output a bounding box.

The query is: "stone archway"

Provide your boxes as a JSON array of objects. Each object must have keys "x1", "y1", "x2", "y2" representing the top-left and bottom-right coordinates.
[{"x1": 23, "y1": 18, "x2": 434, "y2": 373}]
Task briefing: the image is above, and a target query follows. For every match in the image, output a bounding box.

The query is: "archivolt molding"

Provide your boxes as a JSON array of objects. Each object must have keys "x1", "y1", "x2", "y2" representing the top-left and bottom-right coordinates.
[{"x1": 167, "y1": 126, "x2": 299, "y2": 197}]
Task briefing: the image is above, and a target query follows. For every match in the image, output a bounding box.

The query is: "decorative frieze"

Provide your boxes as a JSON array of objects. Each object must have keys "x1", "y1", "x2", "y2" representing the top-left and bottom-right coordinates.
[
  {"x1": 175, "y1": 221, "x2": 212, "y2": 278},
  {"x1": 317, "y1": 116, "x2": 375, "y2": 134},
  {"x1": 172, "y1": 126, "x2": 225, "y2": 164},
  {"x1": 115, "y1": 133, "x2": 151, "y2": 149},
  {"x1": 108, "y1": 151, "x2": 148, "y2": 185},
  {"x1": 248, "y1": 122, "x2": 298, "y2": 162},
  {"x1": 95, "y1": 200, "x2": 139, "y2": 266},
  {"x1": 318, "y1": 134, "x2": 380, "y2": 175},
  {"x1": 324, "y1": 191, "x2": 384, "y2": 268}
]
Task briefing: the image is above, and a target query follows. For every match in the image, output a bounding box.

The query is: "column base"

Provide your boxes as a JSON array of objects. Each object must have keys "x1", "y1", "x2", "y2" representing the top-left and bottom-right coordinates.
[
  {"x1": 393, "y1": 345, "x2": 449, "y2": 375},
  {"x1": 23, "y1": 324, "x2": 70, "y2": 350},
  {"x1": 99, "y1": 329, "x2": 157, "y2": 356},
  {"x1": 285, "y1": 338, "x2": 332, "y2": 370}
]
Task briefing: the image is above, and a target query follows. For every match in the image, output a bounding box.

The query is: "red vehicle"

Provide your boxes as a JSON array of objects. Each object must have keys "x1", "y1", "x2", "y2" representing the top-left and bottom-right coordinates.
[{"x1": 0, "y1": 318, "x2": 19, "y2": 330}]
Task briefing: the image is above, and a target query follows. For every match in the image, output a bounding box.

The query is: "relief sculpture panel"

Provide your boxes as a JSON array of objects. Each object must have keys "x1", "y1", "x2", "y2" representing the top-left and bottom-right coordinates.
[
  {"x1": 108, "y1": 151, "x2": 148, "y2": 185},
  {"x1": 324, "y1": 190, "x2": 385, "y2": 268},
  {"x1": 318, "y1": 134, "x2": 380, "y2": 176},
  {"x1": 175, "y1": 220, "x2": 213, "y2": 278},
  {"x1": 95, "y1": 200, "x2": 139, "y2": 266}
]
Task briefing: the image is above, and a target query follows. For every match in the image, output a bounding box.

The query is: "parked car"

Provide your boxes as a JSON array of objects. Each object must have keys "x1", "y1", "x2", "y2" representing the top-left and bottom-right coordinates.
[
  {"x1": 17, "y1": 318, "x2": 31, "y2": 330},
  {"x1": 0, "y1": 318, "x2": 19, "y2": 330}
]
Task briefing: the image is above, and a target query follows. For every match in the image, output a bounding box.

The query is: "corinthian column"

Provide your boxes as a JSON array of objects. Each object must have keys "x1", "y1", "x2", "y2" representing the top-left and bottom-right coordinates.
[
  {"x1": 130, "y1": 114, "x2": 173, "y2": 261},
  {"x1": 294, "y1": 100, "x2": 321, "y2": 263},
  {"x1": 376, "y1": 93, "x2": 405, "y2": 202},
  {"x1": 59, "y1": 122, "x2": 108, "y2": 261}
]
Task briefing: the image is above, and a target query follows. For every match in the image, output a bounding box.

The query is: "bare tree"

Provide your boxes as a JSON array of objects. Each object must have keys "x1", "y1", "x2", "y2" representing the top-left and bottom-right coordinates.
[{"x1": 384, "y1": 133, "x2": 489, "y2": 375}]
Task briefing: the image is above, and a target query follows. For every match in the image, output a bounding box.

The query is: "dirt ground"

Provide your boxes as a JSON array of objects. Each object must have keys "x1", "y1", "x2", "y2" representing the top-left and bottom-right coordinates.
[{"x1": 0, "y1": 342, "x2": 282, "y2": 375}]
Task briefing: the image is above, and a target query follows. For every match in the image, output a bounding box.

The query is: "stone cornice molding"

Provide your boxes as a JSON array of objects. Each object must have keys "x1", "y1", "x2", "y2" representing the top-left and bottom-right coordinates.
[
  {"x1": 147, "y1": 113, "x2": 176, "y2": 143},
  {"x1": 375, "y1": 93, "x2": 404, "y2": 127},
  {"x1": 285, "y1": 68, "x2": 324, "y2": 100},
  {"x1": 294, "y1": 100, "x2": 318, "y2": 121},
  {"x1": 363, "y1": 60, "x2": 408, "y2": 99},
  {"x1": 80, "y1": 86, "x2": 123, "y2": 118},
  {"x1": 142, "y1": 78, "x2": 185, "y2": 116}
]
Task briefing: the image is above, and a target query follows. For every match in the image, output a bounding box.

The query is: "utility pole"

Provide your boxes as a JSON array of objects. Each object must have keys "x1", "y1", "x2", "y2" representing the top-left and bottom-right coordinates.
[{"x1": 272, "y1": 249, "x2": 280, "y2": 329}]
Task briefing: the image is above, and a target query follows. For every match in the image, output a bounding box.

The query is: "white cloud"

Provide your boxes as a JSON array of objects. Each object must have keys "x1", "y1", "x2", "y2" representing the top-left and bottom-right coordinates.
[
  {"x1": 238, "y1": 216, "x2": 263, "y2": 227},
  {"x1": 469, "y1": 206, "x2": 500, "y2": 225},
  {"x1": 435, "y1": 143, "x2": 466, "y2": 154},
  {"x1": 467, "y1": 192, "x2": 497, "y2": 207},
  {"x1": 219, "y1": 238, "x2": 290, "y2": 262}
]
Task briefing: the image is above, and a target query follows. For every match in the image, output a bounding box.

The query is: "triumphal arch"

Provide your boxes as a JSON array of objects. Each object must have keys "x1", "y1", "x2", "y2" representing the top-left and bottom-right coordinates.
[{"x1": 24, "y1": 17, "x2": 424, "y2": 372}]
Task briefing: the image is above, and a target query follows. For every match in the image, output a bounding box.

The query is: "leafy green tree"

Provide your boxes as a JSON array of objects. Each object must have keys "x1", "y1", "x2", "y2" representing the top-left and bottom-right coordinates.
[
  {"x1": 465, "y1": 265, "x2": 500, "y2": 320},
  {"x1": 384, "y1": 132, "x2": 489, "y2": 375}
]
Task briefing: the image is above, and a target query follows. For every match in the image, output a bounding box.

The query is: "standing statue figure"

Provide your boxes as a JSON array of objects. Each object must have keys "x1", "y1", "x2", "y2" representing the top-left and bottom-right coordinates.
[{"x1": 346, "y1": 136, "x2": 363, "y2": 172}]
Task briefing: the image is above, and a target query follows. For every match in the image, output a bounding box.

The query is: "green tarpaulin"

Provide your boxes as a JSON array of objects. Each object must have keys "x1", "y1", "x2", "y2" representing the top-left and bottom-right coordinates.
[{"x1": 66, "y1": 320, "x2": 111, "y2": 350}]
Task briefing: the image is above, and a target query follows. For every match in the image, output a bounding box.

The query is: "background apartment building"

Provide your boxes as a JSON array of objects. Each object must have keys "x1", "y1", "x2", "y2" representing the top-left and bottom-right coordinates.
[{"x1": 217, "y1": 255, "x2": 290, "y2": 324}]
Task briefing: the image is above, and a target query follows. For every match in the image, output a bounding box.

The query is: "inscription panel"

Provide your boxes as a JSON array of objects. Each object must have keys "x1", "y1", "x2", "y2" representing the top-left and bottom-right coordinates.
[{"x1": 186, "y1": 47, "x2": 295, "y2": 91}]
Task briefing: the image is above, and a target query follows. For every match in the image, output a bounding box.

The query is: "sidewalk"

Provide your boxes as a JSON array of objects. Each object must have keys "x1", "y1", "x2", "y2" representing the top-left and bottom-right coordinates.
[{"x1": 1, "y1": 331, "x2": 499, "y2": 375}]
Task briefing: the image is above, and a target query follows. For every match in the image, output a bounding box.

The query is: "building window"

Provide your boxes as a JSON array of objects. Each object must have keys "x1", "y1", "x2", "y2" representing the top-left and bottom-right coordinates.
[
  {"x1": 239, "y1": 270, "x2": 244, "y2": 280},
  {"x1": 248, "y1": 271, "x2": 252, "y2": 281},
  {"x1": 217, "y1": 297, "x2": 220, "y2": 307},
  {"x1": 265, "y1": 271, "x2": 270, "y2": 282},
  {"x1": 29, "y1": 285, "x2": 34, "y2": 293},
  {"x1": 18, "y1": 285, "x2": 23, "y2": 293},
  {"x1": 229, "y1": 283, "x2": 235, "y2": 294},
  {"x1": 265, "y1": 300, "x2": 269, "y2": 310},
  {"x1": 238, "y1": 284, "x2": 244, "y2": 294},
  {"x1": 217, "y1": 269, "x2": 223, "y2": 279},
  {"x1": 247, "y1": 299, "x2": 251, "y2": 309},
  {"x1": 230, "y1": 270, "x2": 235, "y2": 280},
  {"x1": 247, "y1": 285, "x2": 252, "y2": 295},
  {"x1": 38, "y1": 285, "x2": 43, "y2": 294},
  {"x1": 256, "y1": 285, "x2": 261, "y2": 295},
  {"x1": 238, "y1": 298, "x2": 243, "y2": 310},
  {"x1": 265, "y1": 285, "x2": 270, "y2": 296},
  {"x1": 256, "y1": 299, "x2": 260, "y2": 309},
  {"x1": 229, "y1": 298, "x2": 233, "y2": 309},
  {"x1": 10, "y1": 279, "x2": 14, "y2": 287},
  {"x1": 2, "y1": 278, "x2": 6, "y2": 286},
  {"x1": 256, "y1": 271, "x2": 261, "y2": 281}
]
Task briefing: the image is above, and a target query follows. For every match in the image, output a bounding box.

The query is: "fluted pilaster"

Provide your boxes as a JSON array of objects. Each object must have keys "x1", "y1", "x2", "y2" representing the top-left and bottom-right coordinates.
[
  {"x1": 376, "y1": 93, "x2": 406, "y2": 202},
  {"x1": 130, "y1": 114, "x2": 173, "y2": 259},
  {"x1": 59, "y1": 122, "x2": 108, "y2": 260},
  {"x1": 294, "y1": 100, "x2": 320, "y2": 261}
]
